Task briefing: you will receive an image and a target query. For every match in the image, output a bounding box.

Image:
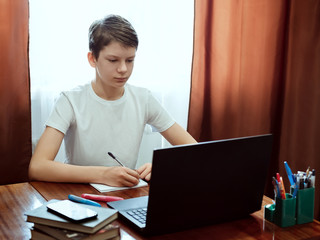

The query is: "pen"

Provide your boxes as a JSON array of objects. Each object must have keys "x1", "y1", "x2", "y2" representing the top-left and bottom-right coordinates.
[
  {"x1": 81, "y1": 193, "x2": 124, "y2": 202},
  {"x1": 299, "y1": 177, "x2": 304, "y2": 189},
  {"x1": 68, "y1": 194, "x2": 101, "y2": 207},
  {"x1": 306, "y1": 166, "x2": 310, "y2": 177},
  {"x1": 310, "y1": 169, "x2": 316, "y2": 187},
  {"x1": 108, "y1": 152, "x2": 125, "y2": 167},
  {"x1": 292, "y1": 180, "x2": 299, "y2": 198},
  {"x1": 272, "y1": 179, "x2": 278, "y2": 198},
  {"x1": 284, "y1": 161, "x2": 295, "y2": 186},
  {"x1": 272, "y1": 176, "x2": 280, "y2": 198},
  {"x1": 305, "y1": 176, "x2": 311, "y2": 188}
]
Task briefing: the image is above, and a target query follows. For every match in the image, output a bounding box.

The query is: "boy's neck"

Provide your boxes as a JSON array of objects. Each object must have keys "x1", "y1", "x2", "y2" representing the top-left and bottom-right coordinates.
[{"x1": 91, "y1": 81, "x2": 125, "y2": 101}]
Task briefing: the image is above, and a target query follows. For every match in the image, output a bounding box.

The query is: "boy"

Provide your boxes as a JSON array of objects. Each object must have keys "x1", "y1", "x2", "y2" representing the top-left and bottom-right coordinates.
[{"x1": 28, "y1": 15, "x2": 197, "y2": 187}]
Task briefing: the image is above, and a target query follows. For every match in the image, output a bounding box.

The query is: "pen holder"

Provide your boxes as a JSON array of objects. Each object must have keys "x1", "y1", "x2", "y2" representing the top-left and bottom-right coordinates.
[
  {"x1": 274, "y1": 193, "x2": 296, "y2": 227},
  {"x1": 294, "y1": 187, "x2": 315, "y2": 224}
]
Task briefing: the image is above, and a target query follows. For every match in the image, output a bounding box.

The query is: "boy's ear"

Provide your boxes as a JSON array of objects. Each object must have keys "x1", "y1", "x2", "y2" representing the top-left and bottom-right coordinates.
[{"x1": 87, "y1": 52, "x2": 96, "y2": 67}]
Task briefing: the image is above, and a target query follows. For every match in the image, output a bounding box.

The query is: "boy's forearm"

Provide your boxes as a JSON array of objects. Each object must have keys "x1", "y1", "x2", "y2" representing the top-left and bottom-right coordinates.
[{"x1": 28, "y1": 160, "x2": 104, "y2": 184}]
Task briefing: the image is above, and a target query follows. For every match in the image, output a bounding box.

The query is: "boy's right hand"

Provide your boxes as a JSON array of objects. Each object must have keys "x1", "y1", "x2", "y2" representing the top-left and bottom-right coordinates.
[{"x1": 102, "y1": 166, "x2": 140, "y2": 187}]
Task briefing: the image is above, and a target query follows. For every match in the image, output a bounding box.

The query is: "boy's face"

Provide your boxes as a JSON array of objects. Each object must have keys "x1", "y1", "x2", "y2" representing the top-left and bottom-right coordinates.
[{"x1": 89, "y1": 41, "x2": 136, "y2": 89}]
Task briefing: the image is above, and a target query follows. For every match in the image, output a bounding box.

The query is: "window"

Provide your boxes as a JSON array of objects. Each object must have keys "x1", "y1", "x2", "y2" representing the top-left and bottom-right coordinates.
[{"x1": 29, "y1": 0, "x2": 194, "y2": 165}]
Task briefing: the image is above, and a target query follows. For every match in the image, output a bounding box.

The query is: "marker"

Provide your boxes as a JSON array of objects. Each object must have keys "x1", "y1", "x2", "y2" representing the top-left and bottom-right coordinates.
[
  {"x1": 68, "y1": 194, "x2": 101, "y2": 207},
  {"x1": 108, "y1": 152, "x2": 125, "y2": 167},
  {"x1": 279, "y1": 177, "x2": 286, "y2": 199},
  {"x1": 276, "y1": 173, "x2": 281, "y2": 183},
  {"x1": 284, "y1": 161, "x2": 295, "y2": 186},
  {"x1": 81, "y1": 193, "x2": 124, "y2": 202}
]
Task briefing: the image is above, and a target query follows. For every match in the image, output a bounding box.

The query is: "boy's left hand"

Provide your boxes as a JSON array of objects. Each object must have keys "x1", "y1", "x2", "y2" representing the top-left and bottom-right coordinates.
[{"x1": 136, "y1": 163, "x2": 152, "y2": 181}]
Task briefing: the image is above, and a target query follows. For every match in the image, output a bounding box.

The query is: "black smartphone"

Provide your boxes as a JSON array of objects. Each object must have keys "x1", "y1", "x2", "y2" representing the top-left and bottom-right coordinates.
[{"x1": 47, "y1": 200, "x2": 98, "y2": 222}]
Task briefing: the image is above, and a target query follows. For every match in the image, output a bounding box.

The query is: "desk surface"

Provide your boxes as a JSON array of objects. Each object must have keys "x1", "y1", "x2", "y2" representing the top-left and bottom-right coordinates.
[
  {"x1": 0, "y1": 182, "x2": 46, "y2": 240},
  {"x1": 1, "y1": 182, "x2": 320, "y2": 240}
]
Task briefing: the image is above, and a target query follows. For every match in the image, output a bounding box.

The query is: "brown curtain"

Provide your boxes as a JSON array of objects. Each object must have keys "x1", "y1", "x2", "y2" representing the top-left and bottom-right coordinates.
[
  {"x1": 188, "y1": 0, "x2": 320, "y2": 220},
  {"x1": 0, "y1": 0, "x2": 31, "y2": 184}
]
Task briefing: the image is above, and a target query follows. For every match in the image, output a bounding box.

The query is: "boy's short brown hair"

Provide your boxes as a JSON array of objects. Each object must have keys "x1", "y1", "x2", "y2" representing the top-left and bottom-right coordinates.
[{"x1": 89, "y1": 14, "x2": 138, "y2": 59}]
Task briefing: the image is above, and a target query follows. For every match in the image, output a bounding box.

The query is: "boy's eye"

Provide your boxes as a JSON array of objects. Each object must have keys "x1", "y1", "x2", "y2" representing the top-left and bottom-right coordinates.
[
  {"x1": 127, "y1": 59, "x2": 134, "y2": 63},
  {"x1": 108, "y1": 59, "x2": 117, "y2": 63}
]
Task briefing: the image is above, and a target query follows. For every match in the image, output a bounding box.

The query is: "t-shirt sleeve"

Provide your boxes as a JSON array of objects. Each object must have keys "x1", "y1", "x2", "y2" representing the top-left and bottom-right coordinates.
[
  {"x1": 146, "y1": 91, "x2": 175, "y2": 132},
  {"x1": 46, "y1": 93, "x2": 75, "y2": 134}
]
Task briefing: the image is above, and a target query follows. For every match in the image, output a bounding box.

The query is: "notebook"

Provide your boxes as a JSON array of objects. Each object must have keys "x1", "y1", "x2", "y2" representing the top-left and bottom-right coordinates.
[
  {"x1": 91, "y1": 179, "x2": 148, "y2": 193},
  {"x1": 107, "y1": 134, "x2": 273, "y2": 236},
  {"x1": 25, "y1": 199, "x2": 118, "y2": 234}
]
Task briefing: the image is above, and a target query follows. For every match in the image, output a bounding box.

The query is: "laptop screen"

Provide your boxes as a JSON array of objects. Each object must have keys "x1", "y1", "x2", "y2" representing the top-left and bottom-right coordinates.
[{"x1": 144, "y1": 134, "x2": 272, "y2": 234}]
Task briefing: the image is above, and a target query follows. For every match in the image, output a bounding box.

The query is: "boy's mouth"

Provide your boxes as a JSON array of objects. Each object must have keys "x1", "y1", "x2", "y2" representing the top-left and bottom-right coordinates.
[{"x1": 115, "y1": 77, "x2": 128, "y2": 82}]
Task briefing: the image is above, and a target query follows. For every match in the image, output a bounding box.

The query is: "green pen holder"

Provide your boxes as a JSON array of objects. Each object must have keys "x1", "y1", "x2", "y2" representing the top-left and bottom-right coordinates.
[
  {"x1": 274, "y1": 194, "x2": 296, "y2": 227},
  {"x1": 265, "y1": 187, "x2": 315, "y2": 227},
  {"x1": 294, "y1": 187, "x2": 315, "y2": 224},
  {"x1": 264, "y1": 193, "x2": 296, "y2": 227}
]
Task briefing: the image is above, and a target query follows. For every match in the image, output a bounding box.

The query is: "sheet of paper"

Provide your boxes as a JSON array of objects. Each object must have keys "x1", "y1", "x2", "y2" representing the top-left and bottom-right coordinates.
[{"x1": 90, "y1": 179, "x2": 148, "y2": 193}]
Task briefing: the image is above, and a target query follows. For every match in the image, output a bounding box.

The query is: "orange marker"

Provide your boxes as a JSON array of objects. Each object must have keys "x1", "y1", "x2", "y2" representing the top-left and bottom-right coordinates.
[{"x1": 279, "y1": 176, "x2": 286, "y2": 199}]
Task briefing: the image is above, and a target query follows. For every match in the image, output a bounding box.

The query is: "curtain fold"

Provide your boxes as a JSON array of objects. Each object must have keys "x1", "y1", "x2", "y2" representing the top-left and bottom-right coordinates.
[
  {"x1": 189, "y1": 0, "x2": 288, "y2": 140},
  {"x1": 189, "y1": 0, "x2": 320, "y2": 220},
  {"x1": 0, "y1": 0, "x2": 31, "y2": 184}
]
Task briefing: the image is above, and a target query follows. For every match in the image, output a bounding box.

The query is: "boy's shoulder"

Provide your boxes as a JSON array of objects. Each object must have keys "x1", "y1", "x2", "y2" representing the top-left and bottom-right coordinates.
[
  {"x1": 67, "y1": 83, "x2": 89, "y2": 93},
  {"x1": 61, "y1": 83, "x2": 90, "y2": 98}
]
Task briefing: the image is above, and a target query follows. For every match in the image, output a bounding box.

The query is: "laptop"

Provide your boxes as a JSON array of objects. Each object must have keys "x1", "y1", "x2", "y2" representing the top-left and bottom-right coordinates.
[{"x1": 107, "y1": 134, "x2": 273, "y2": 235}]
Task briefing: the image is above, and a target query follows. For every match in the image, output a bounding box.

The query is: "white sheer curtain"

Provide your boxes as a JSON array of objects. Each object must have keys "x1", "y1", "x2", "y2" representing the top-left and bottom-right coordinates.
[{"x1": 29, "y1": 0, "x2": 194, "y2": 166}]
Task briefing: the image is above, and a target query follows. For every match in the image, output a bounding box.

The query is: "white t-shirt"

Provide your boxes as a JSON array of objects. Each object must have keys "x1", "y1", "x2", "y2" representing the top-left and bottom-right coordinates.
[{"x1": 46, "y1": 83, "x2": 175, "y2": 168}]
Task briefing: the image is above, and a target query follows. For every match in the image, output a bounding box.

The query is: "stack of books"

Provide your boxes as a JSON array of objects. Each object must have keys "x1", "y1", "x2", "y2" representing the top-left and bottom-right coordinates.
[{"x1": 25, "y1": 199, "x2": 120, "y2": 240}]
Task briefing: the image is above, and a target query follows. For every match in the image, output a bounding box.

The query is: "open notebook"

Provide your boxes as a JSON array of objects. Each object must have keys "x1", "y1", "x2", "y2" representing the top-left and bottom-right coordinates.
[{"x1": 90, "y1": 179, "x2": 148, "y2": 193}]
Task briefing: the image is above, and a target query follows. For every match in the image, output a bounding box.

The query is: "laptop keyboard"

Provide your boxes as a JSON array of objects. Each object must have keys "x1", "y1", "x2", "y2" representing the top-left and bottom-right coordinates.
[{"x1": 126, "y1": 207, "x2": 147, "y2": 224}]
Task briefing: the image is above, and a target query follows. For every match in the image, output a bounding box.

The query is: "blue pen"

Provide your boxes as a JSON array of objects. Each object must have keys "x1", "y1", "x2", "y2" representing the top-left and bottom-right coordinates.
[
  {"x1": 292, "y1": 181, "x2": 299, "y2": 198},
  {"x1": 284, "y1": 161, "x2": 295, "y2": 186},
  {"x1": 68, "y1": 194, "x2": 101, "y2": 207}
]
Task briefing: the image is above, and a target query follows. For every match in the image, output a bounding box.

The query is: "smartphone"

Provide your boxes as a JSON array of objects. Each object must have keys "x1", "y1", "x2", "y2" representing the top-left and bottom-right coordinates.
[{"x1": 47, "y1": 200, "x2": 98, "y2": 222}]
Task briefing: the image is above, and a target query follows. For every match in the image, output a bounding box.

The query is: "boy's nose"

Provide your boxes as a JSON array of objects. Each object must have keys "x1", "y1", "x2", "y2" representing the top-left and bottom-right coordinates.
[{"x1": 117, "y1": 61, "x2": 127, "y2": 73}]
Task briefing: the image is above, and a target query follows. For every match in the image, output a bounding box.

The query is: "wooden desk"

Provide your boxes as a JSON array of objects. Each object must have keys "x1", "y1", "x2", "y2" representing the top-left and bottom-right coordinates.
[
  {"x1": 30, "y1": 181, "x2": 320, "y2": 240},
  {"x1": 0, "y1": 182, "x2": 46, "y2": 240}
]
